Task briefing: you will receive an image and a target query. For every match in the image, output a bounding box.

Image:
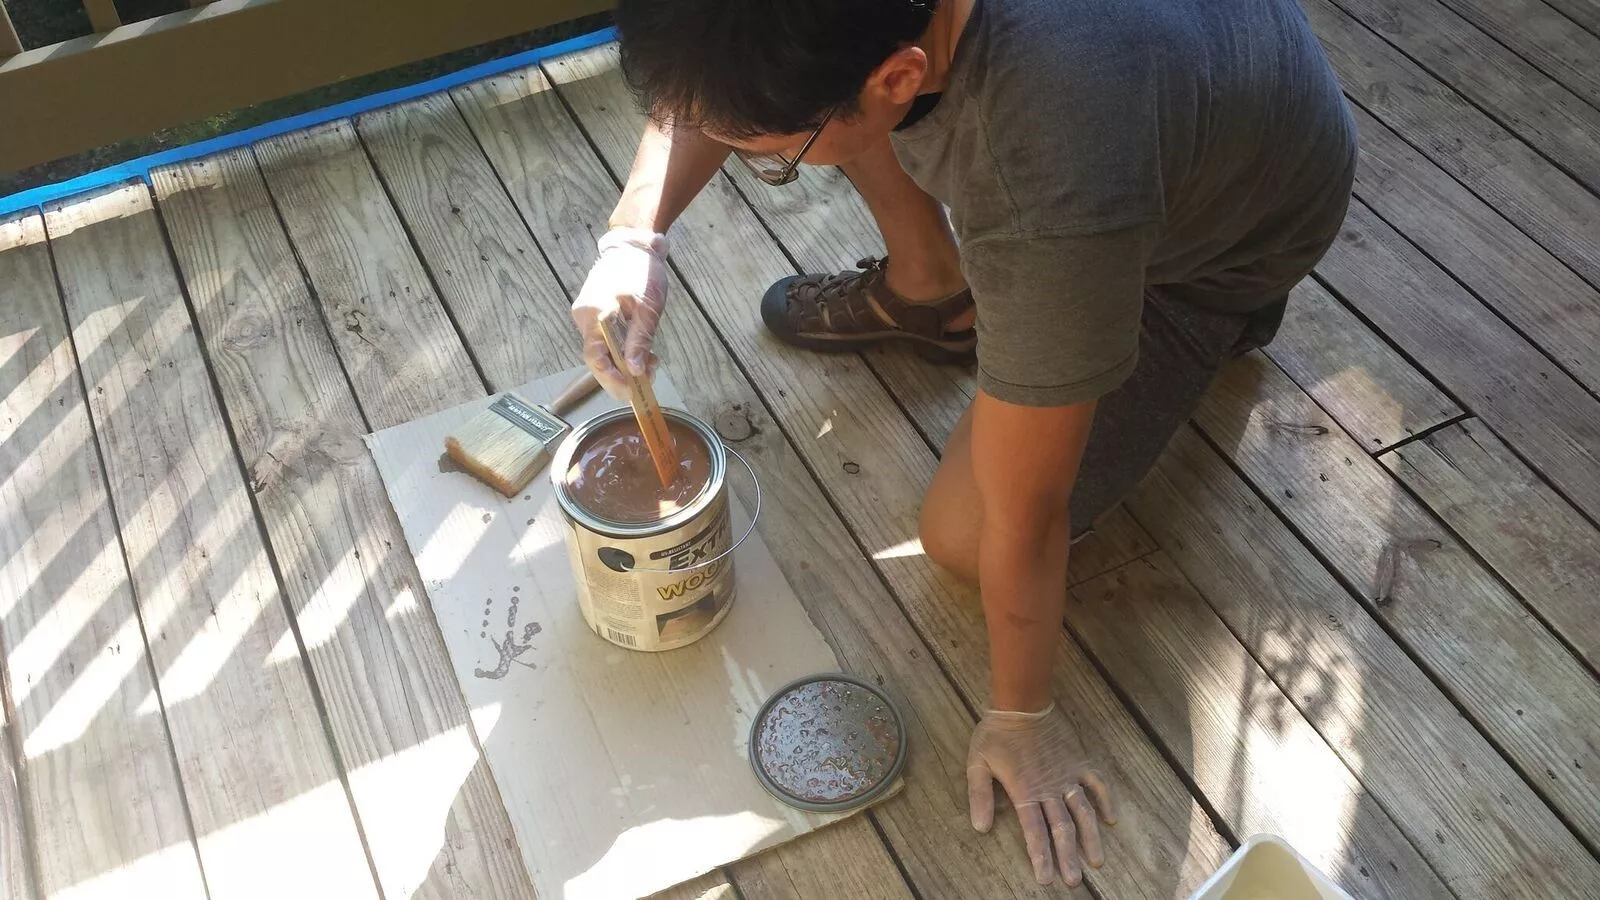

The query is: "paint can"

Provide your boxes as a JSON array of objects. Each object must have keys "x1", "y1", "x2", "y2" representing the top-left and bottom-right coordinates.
[{"x1": 551, "y1": 406, "x2": 760, "y2": 652}]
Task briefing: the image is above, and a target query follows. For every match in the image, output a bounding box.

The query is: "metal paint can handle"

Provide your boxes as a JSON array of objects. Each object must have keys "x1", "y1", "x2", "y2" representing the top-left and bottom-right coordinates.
[{"x1": 617, "y1": 444, "x2": 761, "y2": 573}]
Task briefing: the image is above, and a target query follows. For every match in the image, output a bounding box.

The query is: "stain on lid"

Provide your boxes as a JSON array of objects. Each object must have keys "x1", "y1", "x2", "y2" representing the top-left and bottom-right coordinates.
[{"x1": 749, "y1": 673, "x2": 907, "y2": 813}]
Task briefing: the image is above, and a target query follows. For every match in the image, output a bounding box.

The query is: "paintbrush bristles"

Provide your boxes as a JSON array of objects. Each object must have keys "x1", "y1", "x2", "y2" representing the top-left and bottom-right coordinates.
[{"x1": 445, "y1": 407, "x2": 564, "y2": 498}]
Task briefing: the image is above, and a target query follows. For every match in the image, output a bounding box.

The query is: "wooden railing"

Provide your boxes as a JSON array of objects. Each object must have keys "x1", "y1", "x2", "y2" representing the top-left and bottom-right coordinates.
[{"x1": 0, "y1": 0, "x2": 610, "y2": 175}]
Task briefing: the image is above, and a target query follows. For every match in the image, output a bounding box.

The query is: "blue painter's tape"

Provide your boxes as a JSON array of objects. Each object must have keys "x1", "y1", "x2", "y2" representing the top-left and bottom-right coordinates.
[{"x1": 0, "y1": 25, "x2": 617, "y2": 220}]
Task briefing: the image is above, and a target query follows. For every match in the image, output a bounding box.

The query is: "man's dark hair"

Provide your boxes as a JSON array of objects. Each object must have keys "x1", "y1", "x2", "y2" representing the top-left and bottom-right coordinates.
[{"x1": 615, "y1": 0, "x2": 938, "y2": 139}]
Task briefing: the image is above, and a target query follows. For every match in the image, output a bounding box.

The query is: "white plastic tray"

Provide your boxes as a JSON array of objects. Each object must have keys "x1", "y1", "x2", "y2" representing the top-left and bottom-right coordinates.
[{"x1": 1190, "y1": 834, "x2": 1356, "y2": 900}]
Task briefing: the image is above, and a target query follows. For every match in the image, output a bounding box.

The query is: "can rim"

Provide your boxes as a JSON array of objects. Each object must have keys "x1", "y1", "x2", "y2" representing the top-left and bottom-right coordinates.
[
  {"x1": 551, "y1": 406, "x2": 727, "y2": 537},
  {"x1": 747, "y1": 672, "x2": 908, "y2": 814}
]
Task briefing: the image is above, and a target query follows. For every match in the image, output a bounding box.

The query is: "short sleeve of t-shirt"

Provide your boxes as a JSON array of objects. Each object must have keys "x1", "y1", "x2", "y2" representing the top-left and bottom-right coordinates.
[{"x1": 965, "y1": 224, "x2": 1156, "y2": 407}]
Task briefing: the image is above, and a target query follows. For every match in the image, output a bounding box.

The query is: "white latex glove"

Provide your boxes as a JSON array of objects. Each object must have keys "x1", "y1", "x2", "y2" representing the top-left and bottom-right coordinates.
[
  {"x1": 571, "y1": 227, "x2": 670, "y2": 399},
  {"x1": 968, "y1": 703, "x2": 1118, "y2": 886}
]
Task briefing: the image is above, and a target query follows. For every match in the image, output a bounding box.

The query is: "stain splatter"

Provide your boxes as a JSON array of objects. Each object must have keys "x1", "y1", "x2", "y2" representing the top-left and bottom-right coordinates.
[
  {"x1": 438, "y1": 452, "x2": 466, "y2": 475},
  {"x1": 482, "y1": 512, "x2": 492, "y2": 524},
  {"x1": 474, "y1": 621, "x2": 544, "y2": 679}
]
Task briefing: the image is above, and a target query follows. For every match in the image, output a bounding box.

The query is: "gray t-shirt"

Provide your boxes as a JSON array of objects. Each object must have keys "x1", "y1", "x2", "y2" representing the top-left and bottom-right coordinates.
[{"x1": 890, "y1": 0, "x2": 1358, "y2": 406}]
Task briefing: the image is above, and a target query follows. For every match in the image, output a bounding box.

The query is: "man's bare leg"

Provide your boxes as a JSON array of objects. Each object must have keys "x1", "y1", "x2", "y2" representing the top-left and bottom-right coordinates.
[
  {"x1": 920, "y1": 404, "x2": 983, "y2": 584},
  {"x1": 840, "y1": 136, "x2": 975, "y2": 330}
]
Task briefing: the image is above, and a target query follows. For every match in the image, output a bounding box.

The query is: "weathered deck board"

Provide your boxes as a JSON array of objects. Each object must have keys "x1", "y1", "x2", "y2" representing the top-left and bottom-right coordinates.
[
  {"x1": 1127, "y1": 425, "x2": 1600, "y2": 897},
  {"x1": 0, "y1": 698, "x2": 30, "y2": 900},
  {"x1": 1382, "y1": 419, "x2": 1600, "y2": 671},
  {"x1": 1349, "y1": 105, "x2": 1600, "y2": 396},
  {"x1": 43, "y1": 182, "x2": 379, "y2": 900},
  {"x1": 150, "y1": 148, "x2": 538, "y2": 900},
  {"x1": 353, "y1": 90, "x2": 903, "y2": 900},
  {"x1": 1328, "y1": 0, "x2": 1600, "y2": 193},
  {"x1": 1265, "y1": 278, "x2": 1461, "y2": 451},
  {"x1": 352, "y1": 97, "x2": 579, "y2": 381},
  {"x1": 1317, "y1": 200, "x2": 1600, "y2": 526},
  {"x1": 536, "y1": 45, "x2": 1232, "y2": 897},
  {"x1": 1428, "y1": 0, "x2": 1600, "y2": 109},
  {"x1": 0, "y1": 216, "x2": 137, "y2": 900},
  {"x1": 453, "y1": 63, "x2": 1095, "y2": 900},
  {"x1": 1196, "y1": 352, "x2": 1600, "y2": 849},
  {"x1": 1, "y1": 212, "x2": 204, "y2": 900},
  {"x1": 651, "y1": 873, "x2": 738, "y2": 900},
  {"x1": 255, "y1": 121, "x2": 484, "y2": 426},
  {"x1": 1541, "y1": 0, "x2": 1600, "y2": 40},
  {"x1": 1305, "y1": 0, "x2": 1600, "y2": 290},
  {"x1": 1069, "y1": 554, "x2": 1452, "y2": 900}
]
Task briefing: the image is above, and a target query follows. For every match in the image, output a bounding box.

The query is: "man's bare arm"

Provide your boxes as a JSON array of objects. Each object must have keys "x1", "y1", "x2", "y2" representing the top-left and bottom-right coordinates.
[
  {"x1": 610, "y1": 118, "x2": 732, "y2": 233},
  {"x1": 969, "y1": 390, "x2": 1096, "y2": 710}
]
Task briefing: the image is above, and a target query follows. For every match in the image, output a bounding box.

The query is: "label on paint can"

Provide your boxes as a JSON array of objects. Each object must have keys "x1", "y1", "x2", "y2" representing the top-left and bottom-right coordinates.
[
  {"x1": 552, "y1": 407, "x2": 740, "y2": 652},
  {"x1": 562, "y1": 497, "x2": 736, "y2": 651}
]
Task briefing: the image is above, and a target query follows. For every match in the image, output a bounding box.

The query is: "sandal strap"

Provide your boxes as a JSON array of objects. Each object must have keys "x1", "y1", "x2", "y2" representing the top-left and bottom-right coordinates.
[{"x1": 786, "y1": 258, "x2": 972, "y2": 340}]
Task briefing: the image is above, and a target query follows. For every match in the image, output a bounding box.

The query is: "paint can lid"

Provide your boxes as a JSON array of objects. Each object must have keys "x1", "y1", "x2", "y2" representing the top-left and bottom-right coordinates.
[{"x1": 748, "y1": 673, "x2": 907, "y2": 813}]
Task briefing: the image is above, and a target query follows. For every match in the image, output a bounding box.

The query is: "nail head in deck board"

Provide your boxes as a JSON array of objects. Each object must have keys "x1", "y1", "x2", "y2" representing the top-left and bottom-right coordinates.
[
  {"x1": 1328, "y1": 0, "x2": 1600, "y2": 194},
  {"x1": 1128, "y1": 424, "x2": 1600, "y2": 896},
  {"x1": 1, "y1": 215, "x2": 197, "y2": 898},
  {"x1": 1265, "y1": 278, "x2": 1461, "y2": 451},
  {"x1": 1350, "y1": 106, "x2": 1600, "y2": 395},
  {"x1": 149, "y1": 150, "x2": 538, "y2": 900},
  {"x1": 454, "y1": 59, "x2": 1031, "y2": 900},
  {"x1": 1427, "y1": 0, "x2": 1600, "y2": 109},
  {"x1": 534, "y1": 43, "x2": 1233, "y2": 896},
  {"x1": 354, "y1": 94, "x2": 582, "y2": 385},
  {"x1": 255, "y1": 120, "x2": 485, "y2": 429},
  {"x1": 1303, "y1": 0, "x2": 1600, "y2": 290},
  {"x1": 1318, "y1": 200, "x2": 1600, "y2": 526},
  {"x1": 1069, "y1": 554, "x2": 1452, "y2": 900},
  {"x1": 43, "y1": 183, "x2": 379, "y2": 899},
  {"x1": 1196, "y1": 352, "x2": 1600, "y2": 849},
  {"x1": 1381, "y1": 419, "x2": 1600, "y2": 671}
]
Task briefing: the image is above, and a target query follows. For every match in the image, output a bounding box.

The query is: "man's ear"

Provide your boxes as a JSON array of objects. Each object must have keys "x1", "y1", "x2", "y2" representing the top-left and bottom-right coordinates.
[{"x1": 865, "y1": 46, "x2": 929, "y2": 106}]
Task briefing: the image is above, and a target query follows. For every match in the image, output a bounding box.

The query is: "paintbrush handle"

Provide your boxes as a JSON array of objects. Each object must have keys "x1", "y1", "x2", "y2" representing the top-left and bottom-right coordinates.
[
  {"x1": 598, "y1": 313, "x2": 679, "y2": 487},
  {"x1": 547, "y1": 370, "x2": 600, "y2": 416}
]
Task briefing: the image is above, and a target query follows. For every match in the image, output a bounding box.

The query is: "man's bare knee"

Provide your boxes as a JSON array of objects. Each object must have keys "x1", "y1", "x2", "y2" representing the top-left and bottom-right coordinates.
[{"x1": 919, "y1": 506, "x2": 979, "y2": 585}]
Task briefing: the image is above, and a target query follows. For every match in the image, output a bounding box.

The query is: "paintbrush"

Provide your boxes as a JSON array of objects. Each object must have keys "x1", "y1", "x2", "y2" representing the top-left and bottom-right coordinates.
[
  {"x1": 598, "y1": 312, "x2": 679, "y2": 487},
  {"x1": 444, "y1": 371, "x2": 600, "y2": 497}
]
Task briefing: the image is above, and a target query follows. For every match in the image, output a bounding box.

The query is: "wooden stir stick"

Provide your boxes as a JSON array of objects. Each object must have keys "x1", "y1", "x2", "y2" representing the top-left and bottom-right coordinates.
[{"x1": 598, "y1": 312, "x2": 679, "y2": 487}]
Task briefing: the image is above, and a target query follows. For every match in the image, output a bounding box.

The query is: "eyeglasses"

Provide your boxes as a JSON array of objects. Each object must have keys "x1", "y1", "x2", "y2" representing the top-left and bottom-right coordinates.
[{"x1": 734, "y1": 108, "x2": 836, "y2": 187}]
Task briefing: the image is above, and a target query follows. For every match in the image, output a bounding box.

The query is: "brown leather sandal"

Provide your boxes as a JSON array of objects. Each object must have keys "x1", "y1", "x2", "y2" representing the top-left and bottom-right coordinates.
[{"x1": 760, "y1": 257, "x2": 977, "y2": 363}]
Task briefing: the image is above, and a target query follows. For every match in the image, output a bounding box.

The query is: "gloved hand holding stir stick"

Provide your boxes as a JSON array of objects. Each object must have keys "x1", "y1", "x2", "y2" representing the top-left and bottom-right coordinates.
[{"x1": 571, "y1": 227, "x2": 670, "y2": 400}]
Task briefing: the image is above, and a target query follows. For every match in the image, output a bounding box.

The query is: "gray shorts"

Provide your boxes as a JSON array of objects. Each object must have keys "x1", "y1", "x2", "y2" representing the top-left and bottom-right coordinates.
[{"x1": 1067, "y1": 287, "x2": 1282, "y2": 535}]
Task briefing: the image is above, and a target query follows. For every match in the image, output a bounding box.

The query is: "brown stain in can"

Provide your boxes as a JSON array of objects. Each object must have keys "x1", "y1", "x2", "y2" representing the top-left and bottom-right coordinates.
[{"x1": 563, "y1": 418, "x2": 713, "y2": 524}]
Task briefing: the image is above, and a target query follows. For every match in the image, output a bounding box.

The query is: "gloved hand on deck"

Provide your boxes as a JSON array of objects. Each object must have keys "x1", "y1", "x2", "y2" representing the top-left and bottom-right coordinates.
[
  {"x1": 967, "y1": 702, "x2": 1118, "y2": 886},
  {"x1": 571, "y1": 227, "x2": 670, "y2": 400}
]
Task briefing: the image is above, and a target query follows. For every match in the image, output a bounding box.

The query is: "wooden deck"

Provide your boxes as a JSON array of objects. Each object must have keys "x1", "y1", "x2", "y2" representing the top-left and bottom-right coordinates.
[{"x1": 3, "y1": 2, "x2": 1600, "y2": 896}]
